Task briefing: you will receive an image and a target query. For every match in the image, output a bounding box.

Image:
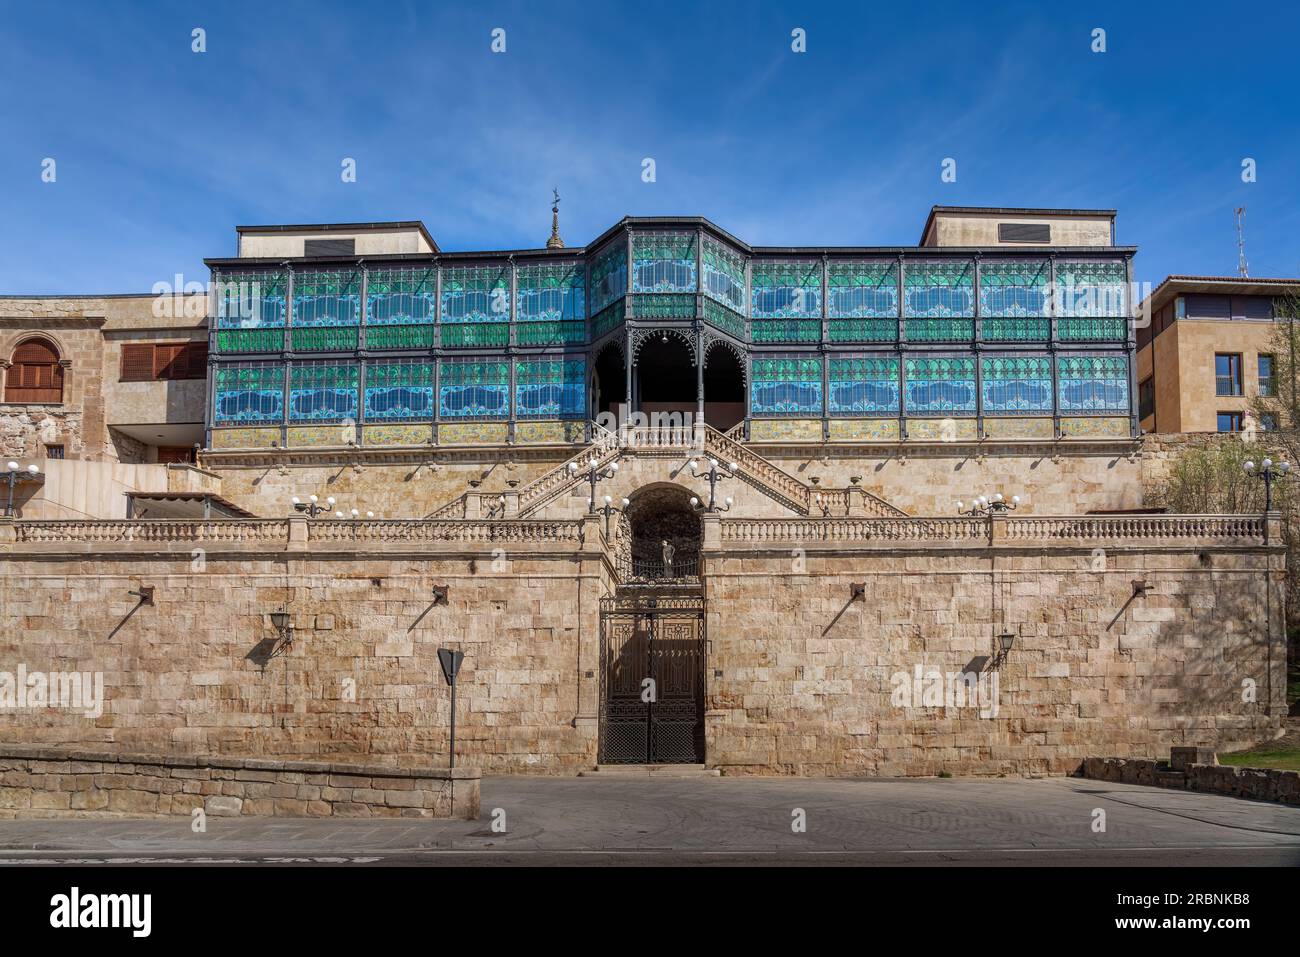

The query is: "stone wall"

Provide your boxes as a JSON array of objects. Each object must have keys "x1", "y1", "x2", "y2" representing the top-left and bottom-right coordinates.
[
  {"x1": 0, "y1": 512, "x2": 1283, "y2": 778},
  {"x1": 1079, "y1": 756, "x2": 1300, "y2": 806},
  {"x1": 699, "y1": 514, "x2": 1286, "y2": 776},
  {"x1": 0, "y1": 745, "x2": 479, "y2": 819},
  {"x1": 0, "y1": 516, "x2": 612, "y2": 773}
]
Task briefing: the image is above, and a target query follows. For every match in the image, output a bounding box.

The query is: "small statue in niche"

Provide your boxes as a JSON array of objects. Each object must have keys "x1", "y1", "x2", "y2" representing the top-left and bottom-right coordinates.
[{"x1": 661, "y1": 539, "x2": 675, "y2": 576}]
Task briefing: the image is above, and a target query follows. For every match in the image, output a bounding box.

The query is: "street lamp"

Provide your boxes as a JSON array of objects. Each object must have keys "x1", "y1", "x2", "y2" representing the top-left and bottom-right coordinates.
[
  {"x1": 956, "y1": 492, "x2": 1021, "y2": 517},
  {"x1": 3, "y1": 461, "x2": 40, "y2": 517},
  {"x1": 569, "y1": 456, "x2": 618, "y2": 510},
  {"x1": 291, "y1": 494, "x2": 334, "y2": 518},
  {"x1": 598, "y1": 494, "x2": 630, "y2": 538},
  {"x1": 689, "y1": 458, "x2": 736, "y2": 512},
  {"x1": 1243, "y1": 458, "x2": 1290, "y2": 513}
]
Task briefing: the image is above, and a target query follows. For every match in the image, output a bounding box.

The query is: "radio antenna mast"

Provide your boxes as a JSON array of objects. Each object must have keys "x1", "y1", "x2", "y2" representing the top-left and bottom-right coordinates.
[{"x1": 1235, "y1": 206, "x2": 1249, "y2": 278}]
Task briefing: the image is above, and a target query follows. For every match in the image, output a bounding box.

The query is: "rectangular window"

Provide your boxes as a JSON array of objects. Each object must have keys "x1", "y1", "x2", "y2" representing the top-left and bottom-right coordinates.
[
  {"x1": 1138, "y1": 377, "x2": 1155, "y2": 421},
  {"x1": 120, "y1": 343, "x2": 208, "y2": 382},
  {"x1": 1261, "y1": 413, "x2": 1279, "y2": 432},
  {"x1": 1258, "y1": 355, "x2": 1275, "y2": 396},
  {"x1": 1217, "y1": 411, "x2": 1242, "y2": 432},
  {"x1": 44, "y1": 444, "x2": 64, "y2": 459},
  {"x1": 1215, "y1": 353, "x2": 1242, "y2": 396}
]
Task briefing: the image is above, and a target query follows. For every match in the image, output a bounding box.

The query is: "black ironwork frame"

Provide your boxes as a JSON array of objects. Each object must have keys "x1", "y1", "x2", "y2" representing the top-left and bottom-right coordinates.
[{"x1": 598, "y1": 594, "x2": 706, "y2": 764}]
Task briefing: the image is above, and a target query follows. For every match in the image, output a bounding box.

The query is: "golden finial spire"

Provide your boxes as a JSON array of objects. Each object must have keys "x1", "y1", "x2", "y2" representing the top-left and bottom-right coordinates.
[{"x1": 547, "y1": 187, "x2": 564, "y2": 249}]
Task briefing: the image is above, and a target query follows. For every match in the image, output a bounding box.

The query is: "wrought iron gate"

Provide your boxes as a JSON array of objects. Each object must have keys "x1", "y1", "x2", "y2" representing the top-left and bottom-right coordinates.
[{"x1": 599, "y1": 594, "x2": 706, "y2": 764}]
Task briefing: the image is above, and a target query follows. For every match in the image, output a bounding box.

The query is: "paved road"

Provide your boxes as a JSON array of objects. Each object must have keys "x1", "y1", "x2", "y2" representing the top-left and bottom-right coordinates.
[{"x1": 1, "y1": 776, "x2": 1298, "y2": 866}]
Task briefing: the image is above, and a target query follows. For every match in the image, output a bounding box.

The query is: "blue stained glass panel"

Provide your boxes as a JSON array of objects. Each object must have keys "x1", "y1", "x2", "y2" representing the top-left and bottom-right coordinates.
[
  {"x1": 828, "y1": 357, "x2": 899, "y2": 415},
  {"x1": 367, "y1": 268, "x2": 437, "y2": 325},
  {"x1": 980, "y1": 356, "x2": 1053, "y2": 414},
  {"x1": 750, "y1": 357, "x2": 823, "y2": 415},
  {"x1": 515, "y1": 359, "x2": 586, "y2": 418},
  {"x1": 439, "y1": 360, "x2": 510, "y2": 419},
  {"x1": 213, "y1": 364, "x2": 284, "y2": 424},
  {"x1": 1057, "y1": 355, "x2": 1130, "y2": 412},
  {"x1": 293, "y1": 270, "x2": 362, "y2": 327},
  {"x1": 904, "y1": 357, "x2": 976, "y2": 413}
]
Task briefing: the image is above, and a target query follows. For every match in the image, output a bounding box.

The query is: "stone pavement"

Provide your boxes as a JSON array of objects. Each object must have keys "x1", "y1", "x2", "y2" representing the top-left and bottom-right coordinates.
[{"x1": 1, "y1": 775, "x2": 1298, "y2": 866}]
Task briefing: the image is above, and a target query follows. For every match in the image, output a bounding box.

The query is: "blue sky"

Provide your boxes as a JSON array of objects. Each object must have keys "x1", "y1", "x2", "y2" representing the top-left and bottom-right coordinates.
[{"x1": 1, "y1": 0, "x2": 1297, "y2": 294}]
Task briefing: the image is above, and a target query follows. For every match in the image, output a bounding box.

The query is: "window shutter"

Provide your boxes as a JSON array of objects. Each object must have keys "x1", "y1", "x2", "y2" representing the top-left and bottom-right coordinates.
[
  {"x1": 185, "y1": 342, "x2": 209, "y2": 379},
  {"x1": 121, "y1": 344, "x2": 155, "y2": 381}
]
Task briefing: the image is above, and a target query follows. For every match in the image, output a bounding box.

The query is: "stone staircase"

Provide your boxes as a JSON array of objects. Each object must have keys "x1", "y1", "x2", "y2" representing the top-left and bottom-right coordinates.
[{"x1": 429, "y1": 422, "x2": 905, "y2": 519}]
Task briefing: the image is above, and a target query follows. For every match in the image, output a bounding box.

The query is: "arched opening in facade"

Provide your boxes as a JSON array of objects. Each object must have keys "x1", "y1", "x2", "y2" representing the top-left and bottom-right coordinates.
[
  {"x1": 635, "y1": 335, "x2": 696, "y2": 426},
  {"x1": 592, "y1": 342, "x2": 627, "y2": 420},
  {"x1": 4, "y1": 338, "x2": 64, "y2": 404},
  {"x1": 703, "y1": 342, "x2": 745, "y2": 432},
  {"x1": 622, "y1": 483, "x2": 702, "y2": 581}
]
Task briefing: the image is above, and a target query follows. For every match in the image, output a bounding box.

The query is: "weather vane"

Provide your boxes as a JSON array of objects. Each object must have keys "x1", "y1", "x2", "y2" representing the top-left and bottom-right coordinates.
[{"x1": 552, "y1": 187, "x2": 561, "y2": 209}]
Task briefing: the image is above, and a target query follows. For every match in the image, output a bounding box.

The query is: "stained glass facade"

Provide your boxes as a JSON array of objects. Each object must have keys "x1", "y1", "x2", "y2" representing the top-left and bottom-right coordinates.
[
  {"x1": 289, "y1": 361, "x2": 359, "y2": 423},
  {"x1": 702, "y1": 236, "x2": 745, "y2": 312},
  {"x1": 516, "y1": 262, "x2": 585, "y2": 345},
  {"x1": 979, "y1": 261, "x2": 1049, "y2": 317},
  {"x1": 981, "y1": 356, "x2": 1054, "y2": 414},
  {"x1": 1057, "y1": 355, "x2": 1130, "y2": 413},
  {"x1": 632, "y1": 232, "x2": 697, "y2": 293},
  {"x1": 207, "y1": 221, "x2": 1135, "y2": 447},
  {"x1": 828, "y1": 357, "x2": 900, "y2": 415},
  {"x1": 439, "y1": 359, "x2": 510, "y2": 419},
  {"x1": 364, "y1": 358, "x2": 435, "y2": 422},
  {"x1": 214, "y1": 362, "x2": 283, "y2": 425},
  {"x1": 828, "y1": 262, "x2": 898, "y2": 319},
  {"x1": 904, "y1": 357, "x2": 977, "y2": 414},
  {"x1": 751, "y1": 356, "x2": 823, "y2": 416},
  {"x1": 752, "y1": 261, "x2": 821, "y2": 319},
  {"x1": 589, "y1": 242, "x2": 627, "y2": 315},
  {"x1": 440, "y1": 265, "x2": 510, "y2": 347},
  {"x1": 515, "y1": 358, "x2": 586, "y2": 419}
]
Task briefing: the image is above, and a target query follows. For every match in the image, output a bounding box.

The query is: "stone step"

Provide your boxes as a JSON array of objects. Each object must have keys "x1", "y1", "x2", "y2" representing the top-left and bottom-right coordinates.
[{"x1": 579, "y1": 764, "x2": 720, "y2": 778}]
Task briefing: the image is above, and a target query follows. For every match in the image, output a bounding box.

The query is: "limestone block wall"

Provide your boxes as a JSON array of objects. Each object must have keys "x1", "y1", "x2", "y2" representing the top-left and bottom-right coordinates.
[
  {"x1": 0, "y1": 746, "x2": 480, "y2": 819},
  {"x1": 763, "y1": 446, "x2": 1144, "y2": 516},
  {"x1": 0, "y1": 517, "x2": 613, "y2": 773},
  {"x1": 701, "y1": 515, "x2": 1286, "y2": 776},
  {"x1": 0, "y1": 513, "x2": 1283, "y2": 778},
  {"x1": 205, "y1": 455, "x2": 563, "y2": 519}
]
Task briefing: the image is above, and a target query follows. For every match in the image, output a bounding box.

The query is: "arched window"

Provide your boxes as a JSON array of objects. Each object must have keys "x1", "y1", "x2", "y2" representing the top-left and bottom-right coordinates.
[{"x1": 5, "y1": 338, "x2": 64, "y2": 403}]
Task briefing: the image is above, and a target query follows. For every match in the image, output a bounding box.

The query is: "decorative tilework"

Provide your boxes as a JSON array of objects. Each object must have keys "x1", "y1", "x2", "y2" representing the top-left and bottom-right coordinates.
[
  {"x1": 363, "y1": 423, "x2": 433, "y2": 446},
  {"x1": 437, "y1": 422, "x2": 509, "y2": 445},
  {"x1": 1058, "y1": 416, "x2": 1130, "y2": 438},
  {"x1": 982, "y1": 417, "x2": 1054, "y2": 440},
  {"x1": 210, "y1": 427, "x2": 280, "y2": 450},
  {"x1": 514, "y1": 420, "x2": 586, "y2": 444},
  {"x1": 906, "y1": 417, "x2": 979, "y2": 441},
  {"x1": 748, "y1": 418, "x2": 822, "y2": 442},
  {"x1": 828, "y1": 418, "x2": 900, "y2": 442},
  {"x1": 287, "y1": 425, "x2": 352, "y2": 447}
]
